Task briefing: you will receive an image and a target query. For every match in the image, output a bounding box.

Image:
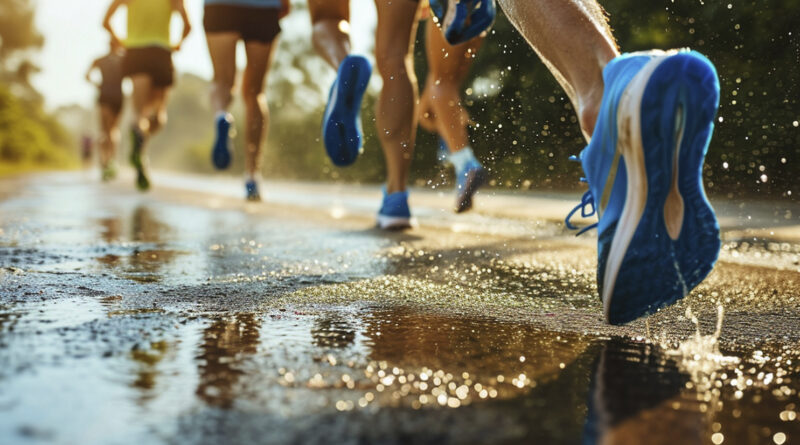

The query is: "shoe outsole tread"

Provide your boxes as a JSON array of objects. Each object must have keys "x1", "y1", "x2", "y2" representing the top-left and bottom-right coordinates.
[
  {"x1": 323, "y1": 56, "x2": 372, "y2": 167},
  {"x1": 455, "y1": 166, "x2": 487, "y2": 213},
  {"x1": 605, "y1": 51, "x2": 720, "y2": 324}
]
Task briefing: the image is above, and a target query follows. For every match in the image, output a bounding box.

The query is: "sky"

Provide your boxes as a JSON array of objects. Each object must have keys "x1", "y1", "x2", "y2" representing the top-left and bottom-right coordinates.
[{"x1": 32, "y1": 0, "x2": 378, "y2": 110}]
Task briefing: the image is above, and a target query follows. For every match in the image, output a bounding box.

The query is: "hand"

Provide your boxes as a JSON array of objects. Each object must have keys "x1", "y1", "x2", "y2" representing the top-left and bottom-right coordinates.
[
  {"x1": 279, "y1": 0, "x2": 291, "y2": 19},
  {"x1": 174, "y1": 23, "x2": 191, "y2": 52},
  {"x1": 110, "y1": 35, "x2": 124, "y2": 52}
]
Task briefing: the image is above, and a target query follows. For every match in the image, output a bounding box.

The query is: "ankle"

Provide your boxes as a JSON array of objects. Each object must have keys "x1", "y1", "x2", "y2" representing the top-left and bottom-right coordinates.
[{"x1": 578, "y1": 86, "x2": 603, "y2": 142}]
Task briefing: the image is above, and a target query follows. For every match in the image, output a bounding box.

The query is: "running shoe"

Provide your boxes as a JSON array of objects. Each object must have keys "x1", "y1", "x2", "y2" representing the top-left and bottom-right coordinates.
[
  {"x1": 245, "y1": 179, "x2": 261, "y2": 202},
  {"x1": 429, "y1": 0, "x2": 496, "y2": 45},
  {"x1": 212, "y1": 113, "x2": 233, "y2": 170},
  {"x1": 437, "y1": 137, "x2": 451, "y2": 164},
  {"x1": 129, "y1": 127, "x2": 150, "y2": 191},
  {"x1": 322, "y1": 55, "x2": 372, "y2": 167},
  {"x1": 455, "y1": 158, "x2": 487, "y2": 213},
  {"x1": 377, "y1": 189, "x2": 412, "y2": 230},
  {"x1": 565, "y1": 50, "x2": 720, "y2": 324},
  {"x1": 101, "y1": 161, "x2": 117, "y2": 182}
]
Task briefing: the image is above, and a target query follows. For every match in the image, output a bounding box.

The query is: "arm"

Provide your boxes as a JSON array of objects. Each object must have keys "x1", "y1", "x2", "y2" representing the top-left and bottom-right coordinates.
[
  {"x1": 102, "y1": 0, "x2": 128, "y2": 51},
  {"x1": 85, "y1": 59, "x2": 101, "y2": 87},
  {"x1": 171, "y1": 0, "x2": 192, "y2": 51}
]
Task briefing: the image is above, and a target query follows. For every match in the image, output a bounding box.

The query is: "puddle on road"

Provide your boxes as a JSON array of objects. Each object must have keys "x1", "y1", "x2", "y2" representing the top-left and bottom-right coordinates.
[
  {"x1": 2, "y1": 178, "x2": 800, "y2": 444},
  {"x1": 1, "y1": 299, "x2": 798, "y2": 445}
]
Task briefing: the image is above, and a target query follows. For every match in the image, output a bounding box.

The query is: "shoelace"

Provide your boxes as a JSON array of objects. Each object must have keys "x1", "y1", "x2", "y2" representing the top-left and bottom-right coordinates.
[{"x1": 565, "y1": 155, "x2": 599, "y2": 236}]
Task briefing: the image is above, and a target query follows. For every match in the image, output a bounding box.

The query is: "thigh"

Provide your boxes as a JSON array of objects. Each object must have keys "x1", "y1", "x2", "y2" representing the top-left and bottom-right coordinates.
[
  {"x1": 242, "y1": 39, "x2": 277, "y2": 95},
  {"x1": 130, "y1": 74, "x2": 153, "y2": 104},
  {"x1": 206, "y1": 32, "x2": 239, "y2": 85},
  {"x1": 308, "y1": 0, "x2": 349, "y2": 23},
  {"x1": 99, "y1": 105, "x2": 117, "y2": 131}
]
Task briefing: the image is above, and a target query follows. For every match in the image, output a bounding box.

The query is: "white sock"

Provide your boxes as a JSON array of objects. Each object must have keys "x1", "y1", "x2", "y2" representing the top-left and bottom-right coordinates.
[{"x1": 448, "y1": 146, "x2": 477, "y2": 174}]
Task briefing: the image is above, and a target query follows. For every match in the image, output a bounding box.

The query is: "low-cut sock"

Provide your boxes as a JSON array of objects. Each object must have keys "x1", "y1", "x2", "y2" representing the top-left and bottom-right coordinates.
[
  {"x1": 216, "y1": 111, "x2": 232, "y2": 122},
  {"x1": 448, "y1": 146, "x2": 478, "y2": 176}
]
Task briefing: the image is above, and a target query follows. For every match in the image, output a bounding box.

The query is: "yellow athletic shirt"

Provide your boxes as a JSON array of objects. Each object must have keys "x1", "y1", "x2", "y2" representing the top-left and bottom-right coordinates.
[{"x1": 126, "y1": 0, "x2": 173, "y2": 49}]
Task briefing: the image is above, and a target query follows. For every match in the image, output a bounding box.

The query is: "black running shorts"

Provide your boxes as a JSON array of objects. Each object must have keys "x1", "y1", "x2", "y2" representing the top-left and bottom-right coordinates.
[
  {"x1": 122, "y1": 46, "x2": 174, "y2": 88},
  {"x1": 204, "y1": 5, "x2": 282, "y2": 43}
]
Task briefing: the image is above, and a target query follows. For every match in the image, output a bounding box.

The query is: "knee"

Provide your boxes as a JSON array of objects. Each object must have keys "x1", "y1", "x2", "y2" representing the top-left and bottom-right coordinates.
[
  {"x1": 149, "y1": 112, "x2": 166, "y2": 133},
  {"x1": 214, "y1": 76, "x2": 235, "y2": 95},
  {"x1": 241, "y1": 85, "x2": 264, "y2": 107},
  {"x1": 375, "y1": 52, "x2": 411, "y2": 82}
]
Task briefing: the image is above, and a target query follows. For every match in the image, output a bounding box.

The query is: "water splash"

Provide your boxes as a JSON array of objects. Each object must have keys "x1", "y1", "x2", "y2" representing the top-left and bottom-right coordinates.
[{"x1": 665, "y1": 305, "x2": 740, "y2": 384}]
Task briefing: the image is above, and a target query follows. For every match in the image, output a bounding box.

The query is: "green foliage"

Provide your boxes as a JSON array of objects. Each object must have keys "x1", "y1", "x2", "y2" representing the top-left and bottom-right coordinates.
[
  {"x1": 0, "y1": 0, "x2": 75, "y2": 174},
  {"x1": 455, "y1": 0, "x2": 800, "y2": 197},
  {"x1": 0, "y1": 83, "x2": 75, "y2": 173}
]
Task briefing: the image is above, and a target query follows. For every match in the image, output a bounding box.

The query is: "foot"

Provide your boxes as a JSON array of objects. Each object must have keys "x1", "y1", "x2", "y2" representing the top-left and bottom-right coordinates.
[
  {"x1": 322, "y1": 55, "x2": 372, "y2": 167},
  {"x1": 129, "y1": 127, "x2": 150, "y2": 192},
  {"x1": 212, "y1": 113, "x2": 233, "y2": 170},
  {"x1": 245, "y1": 179, "x2": 261, "y2": 202},
  {"x1": 455, "y1": 159, "x2": 487, "y2": 213},
  {"x1": 377, "y1": 189, "x2": 412, "y2": 230},
  {"x1": 429, "y1": 0, "x2": 496, "y2": 45},
  {"x1": 565, "y1": 50, "x2": 721, "y2": 324}
]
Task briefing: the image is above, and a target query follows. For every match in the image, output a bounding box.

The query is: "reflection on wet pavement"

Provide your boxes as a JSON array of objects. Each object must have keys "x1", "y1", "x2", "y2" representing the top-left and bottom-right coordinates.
[{"x1": 1, "y1": 174, "x2": 799, "y2": 444}]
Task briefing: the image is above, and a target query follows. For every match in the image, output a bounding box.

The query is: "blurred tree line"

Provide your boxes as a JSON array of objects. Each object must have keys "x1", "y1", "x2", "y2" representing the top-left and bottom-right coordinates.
[{"x1": 0, "y1": 0, "x2": 75, "y2": 174}]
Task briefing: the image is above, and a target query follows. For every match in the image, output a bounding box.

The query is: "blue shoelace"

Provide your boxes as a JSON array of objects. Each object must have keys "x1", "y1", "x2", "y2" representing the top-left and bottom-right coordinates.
[{"x1": 565, "y1": 154, "x2": 599, "y2": 236}]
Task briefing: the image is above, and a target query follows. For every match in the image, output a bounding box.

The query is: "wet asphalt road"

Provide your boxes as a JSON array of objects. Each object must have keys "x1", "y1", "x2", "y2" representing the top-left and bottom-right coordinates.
[{"x1": 1, "y1": 171, "x2": 800, "y2": 445}]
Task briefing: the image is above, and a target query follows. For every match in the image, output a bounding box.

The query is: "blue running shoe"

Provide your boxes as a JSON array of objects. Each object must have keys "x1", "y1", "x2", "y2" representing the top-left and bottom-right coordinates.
[
  {"x1": 455, "y1": 159, "x2": 487, "y2": 213},
  {"x1": 377, "y1": 189, "x2": 412, "y2": 230},
  {"x1": 212, "y1": 114, "x2": 232, "y2": 170},
  {"x1": 565, "y1": 50, "x2": 721, "y2": 325},
  {"x1": 429, "y1": 0, "x2": 496, "y2": 45},
  {"x1": 437, "y1": 137, "x2": 451, "y2": 164},
  {"x1": 322, "y1": 55, "x2": 372, "y2": 167},
  {"x1": 245, "y1": 179, "x2": 261, "y2": 202}
]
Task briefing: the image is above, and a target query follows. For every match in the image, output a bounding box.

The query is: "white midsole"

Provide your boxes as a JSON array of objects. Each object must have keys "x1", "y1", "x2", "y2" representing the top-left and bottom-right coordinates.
[
  {"x1": 443, "y1": 0, "x2": 459, "y2": 31},
  {"x1": 602, "y1": 52, "x2": 675, "y2": 320},
  {"x1": 377, "y1": 214, "x2": 412, "y2": 230}
]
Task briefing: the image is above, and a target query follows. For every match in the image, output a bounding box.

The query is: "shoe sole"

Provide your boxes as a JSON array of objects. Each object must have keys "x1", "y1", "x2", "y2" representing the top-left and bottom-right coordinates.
[
  {"x1": 442, "y1": 1, "x2": 495, "y2": 45},
  {"x1": 212, "y1": 118, "x2": 232, "y2": 170},
  {"x1": 323, "y1": 56, "x2": 372, "y2": 167},
  {"x1": 376, "y1": 214, "x2": 412, "y2": 231},
  {"x1": 455, "y1": 167, "x2": 487, "y2": 213},
  {"x1": 603, "y1": 51, "x2": 720, "y2": 324}
]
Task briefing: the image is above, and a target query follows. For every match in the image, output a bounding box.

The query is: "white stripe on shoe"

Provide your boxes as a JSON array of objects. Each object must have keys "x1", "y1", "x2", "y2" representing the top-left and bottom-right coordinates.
[{"x1": 601, "y1": 53, "x2": 673, "y2": 320}]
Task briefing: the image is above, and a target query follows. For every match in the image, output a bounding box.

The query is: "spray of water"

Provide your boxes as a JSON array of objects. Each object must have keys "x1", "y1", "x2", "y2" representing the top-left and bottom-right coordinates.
[{"x1": 664, "y1": 305, "x2": 740, "y2": 390}]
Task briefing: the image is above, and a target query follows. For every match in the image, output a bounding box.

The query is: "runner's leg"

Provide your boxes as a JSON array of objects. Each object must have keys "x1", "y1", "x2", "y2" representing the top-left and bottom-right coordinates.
[
  {"x1": 496, "y1": 0, "x2": 618, "y2": 140},
  {"x1": 241, "y1": 39, "x2": 277, "y2": 181},
  {"x1": 374, "y1": 0, "x2": 420, "y2": 194},
  {"x1": 421, "y1": 18, "x2": 481, "y2": 154},
  {"x1": 308, "y1": 0, "x2": 351, "y2": 70},
  {"x1": 98, "y1": 104, "x2": 119, "y2": 168},
  {"x1": 206, "y1": 33, "x2": 239, "y2": 113}
]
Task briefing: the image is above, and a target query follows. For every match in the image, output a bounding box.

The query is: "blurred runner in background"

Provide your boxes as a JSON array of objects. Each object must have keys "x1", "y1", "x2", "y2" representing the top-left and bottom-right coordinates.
[
  {"x1": 103, "y1": 0, "x2": 191, "y2": 191},
  {"x1": 86, "y1": 41, "x2": 124, "y2": 181},
  {"x1": 204, "y1": 0, "x2": 291, "y2": 201},
  {"x1": 418, "y1": 5, "x2": 487, "y2": 213}
]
